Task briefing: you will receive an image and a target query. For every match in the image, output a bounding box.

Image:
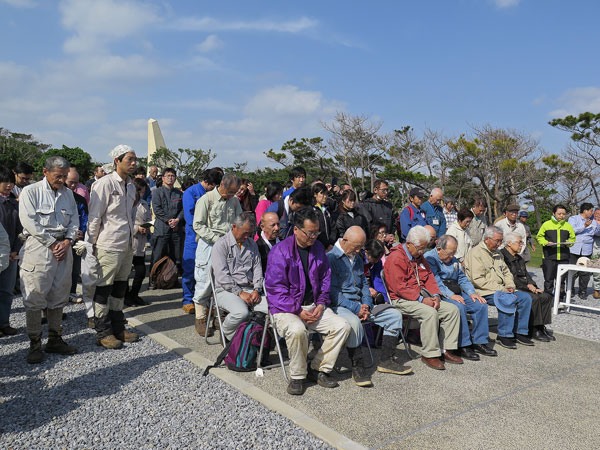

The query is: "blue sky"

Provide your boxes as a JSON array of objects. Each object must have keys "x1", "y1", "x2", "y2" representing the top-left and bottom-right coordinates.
[{"x1": 1, "y1": 0, "x2": 599, "y2": 168}]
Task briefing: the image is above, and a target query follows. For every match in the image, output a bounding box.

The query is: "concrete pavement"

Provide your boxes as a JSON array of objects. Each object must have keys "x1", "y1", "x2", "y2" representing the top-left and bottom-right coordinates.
[{"x1": 125, "y1": 286, "x2": 600, "y2": 449}]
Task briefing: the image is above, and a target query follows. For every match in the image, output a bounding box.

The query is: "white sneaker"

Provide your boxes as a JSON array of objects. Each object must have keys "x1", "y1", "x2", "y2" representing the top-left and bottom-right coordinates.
[{"x1": 69, "y1": 293, "x2": 83, "y2": 303}]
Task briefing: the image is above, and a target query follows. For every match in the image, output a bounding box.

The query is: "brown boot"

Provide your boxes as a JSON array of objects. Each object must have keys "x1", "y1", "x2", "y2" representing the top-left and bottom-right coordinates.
[
  {"x1": 195, "y1": 318, "x2": 213, "y2": 336},
  {"x1": 182, "y1": 303, "x2": 195, "y2": 315},
  {"x1": 213, "y1": 310, "x2": 227, "y2": 331},
  {"x1": 96, "y1": 334, "x2": 124, "y2": 349},
  {"x1": 115, "y1": 330, "x2": 139, "y2": 343},
  {"x1": 594, "y1": 290, "x2": 600, "y2": 299}
]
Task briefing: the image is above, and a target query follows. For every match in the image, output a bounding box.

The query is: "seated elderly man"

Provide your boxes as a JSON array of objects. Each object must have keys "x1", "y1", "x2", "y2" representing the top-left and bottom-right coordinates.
[
  {"x1": 328, "y1": 226, "x2": 412, "y2": 387},
  {"x1": 500, "y1": 232, "x2": 555, "y2": 342},
  {"x1": 265, "y1": 207, "x2": 350, "y2": 396},
  {"x1": 211, "y1": 212, "x2": 268, "y2": 341},
  {"x1": 464, "y1": 226, "x2": 533, "y2": 349},
  {"x1": 383, "y1": 226, "x2": 462, "y2": 370},
  {"x1": 256, "y1": 212, "x2": 280, "y2": 273},
  {"x1": 424, "y1": 235, "x2": 497, "y2": 361}
]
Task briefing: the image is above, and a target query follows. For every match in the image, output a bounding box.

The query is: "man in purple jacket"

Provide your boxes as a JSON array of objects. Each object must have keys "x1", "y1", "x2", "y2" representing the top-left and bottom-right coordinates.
[{"x1": 265, "y1": 207, "x2": 350, "y2": 396}]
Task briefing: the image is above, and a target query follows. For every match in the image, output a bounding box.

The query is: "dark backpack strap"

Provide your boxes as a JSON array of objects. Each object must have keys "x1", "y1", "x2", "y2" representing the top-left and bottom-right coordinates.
[
  {"x1": 202, "y1": 339, "x2": 233, "y2": 376},
  {"x1": 277, "y1": 199, "x2": 285, "y2": 218}
]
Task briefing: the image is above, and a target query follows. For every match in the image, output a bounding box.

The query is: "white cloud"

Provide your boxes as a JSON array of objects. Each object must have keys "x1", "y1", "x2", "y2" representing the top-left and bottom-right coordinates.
[
  {"x1": 549, "y1": 87, "x2": 600, "y2": 118},
  {"x1": 59, "y1": 0, "x2": 160, "y2": 54},
  {"x1": 0, "y1": 0, "x2": 36, "y2": 7},
  {"x1": 170, "y1": 16, "x2": 317, "y2": 33},
  {"x1": 195, "y1": 34, "x2": 224, "y2": 53},
  {"x1": 492, "y1": 0, "x2": 521, "y2": 8},
  {"x1": 191, "y1": 85, "x2": 344, "y2": 166}
]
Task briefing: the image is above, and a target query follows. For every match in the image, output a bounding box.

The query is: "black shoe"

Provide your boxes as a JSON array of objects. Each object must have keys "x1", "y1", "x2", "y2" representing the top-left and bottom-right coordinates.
[
  {"x1": 542, "y1": 327, "x2": 556, "y2": 341},
  {"x1": 308, "y1": 366, "x2": 338, "y2": 388},
  {"x1": 124, "y1": 297, "x2": 136, "y2": 307},
  {"x1": 286, "y1": 378, "x2": 305, "y2": 395},
  {"x1": 532, "y1": 329, "x2": 550, "y2": 342},
  {"x1": 377, "y1": 357, "x2": 413, "y2": 375},
  {"x1": 515, "y1": 334, "x2": 535, "y2": 346},
  {"x1": 496, "y1": 336, "x2": 517, "y2": 349},
  {"x1": 351, "y1": 364, "x2": 373, "y2": 387},
  {"x1": 459, "y1": 346, "x2": 480, "y2": 361},
  {"x1": 133, "y1": 296, "x2": 148, "y2": 306},
  {"x1": 578, "y1": 291, "x2": 587, "y2": 299},
  {"x1": 472, "y1": 343, "x2": 498, "y2": 357}
]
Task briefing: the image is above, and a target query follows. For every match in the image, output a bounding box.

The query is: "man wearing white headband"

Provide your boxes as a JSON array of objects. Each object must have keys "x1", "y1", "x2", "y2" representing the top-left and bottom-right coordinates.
[{"x1": 87, "y1": 144, "x2": 139, "y2": 349}]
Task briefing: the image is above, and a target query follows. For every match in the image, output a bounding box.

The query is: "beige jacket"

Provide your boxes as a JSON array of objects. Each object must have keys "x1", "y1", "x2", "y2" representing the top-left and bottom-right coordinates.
[
  {"x1": 19, "y1": 178, "x2": 79, "y2": 248},
  {"x1": 464, "y1": 241, "x2": 515, "y2": 296},
  {"x1": 445, "y1": 221, "x2": 472, "y2": 262},
  {"x1": 132, "y1": 200, "x2": 152, "y2": 257},
  {"x1": 193, "y1": 188, "x2": 242, "y2": 245},
  {"x1": 87, "y1": 171, "x2": 136, "y2": 251}
]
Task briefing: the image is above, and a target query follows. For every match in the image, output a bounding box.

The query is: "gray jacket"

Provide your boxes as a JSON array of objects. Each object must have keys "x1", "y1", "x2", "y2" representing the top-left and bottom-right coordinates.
[
  {"x1": 152, "y1": 186, "x2": 184, "y2": 236},
  {"x1": 211, "y1": 230, "x2": 263, "y2": 295}
]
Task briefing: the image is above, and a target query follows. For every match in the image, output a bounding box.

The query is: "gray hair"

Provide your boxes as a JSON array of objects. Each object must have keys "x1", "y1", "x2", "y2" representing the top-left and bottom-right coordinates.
[
  {"x1": 504, "y1": 232, "x2": 523, "y2": 245},
  {"x1": 483, "y1": 225, "x2": 503, "y2": 240},
  {"x1": 44, "y1": 156, "x2": 70, "y2": 171},
  {"x1": 406, "y1": 225, "x2": 431, "y2": 247},
  {"x1": 233, "y1": 211, "x2": 256, "y2": 231},
  {"x1": 437, "y1": 234, "x2": 458, "y2": 250},
  {"x1": 221, "y1": 173, "x2": 241, "y2": 190}
]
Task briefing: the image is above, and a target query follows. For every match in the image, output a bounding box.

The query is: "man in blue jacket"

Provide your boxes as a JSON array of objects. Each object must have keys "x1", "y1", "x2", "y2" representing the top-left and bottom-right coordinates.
[
  {"x1": 328, "y1": 226, "x2": 412, "y2": 387},
  {"x1": 399, "y1": 187, "x2": 427, "y2": 241},
  {"x1": 421, "y1": 187, "x2": 447, "y2": 237},
  {"x1": 181, "y1": 168, "x2": 222, "y2": 314},
  {"x1": 424, "y1": 235, "x2": 497, "y2": 360}
]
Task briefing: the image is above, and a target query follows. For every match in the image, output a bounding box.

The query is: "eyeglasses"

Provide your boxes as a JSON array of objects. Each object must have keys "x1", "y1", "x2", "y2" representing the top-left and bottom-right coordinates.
[
  {"x1": 163, "y1": 174, "x2": 176, "y2": 179},
  {"x1": 378, "y1": 188, "x2": 390, "y2": 192},
  {"x1": 297, "y1": 227, "x2": 320, "y2": 239}
]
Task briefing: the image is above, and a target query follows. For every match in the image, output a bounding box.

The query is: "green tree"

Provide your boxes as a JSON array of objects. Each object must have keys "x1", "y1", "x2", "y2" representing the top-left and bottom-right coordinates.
[
  {"x1": 37, "y1": 145, "x2": 94, "y2": 179},
  {"x1": 265, "y1": 137, "x2": 342, "y2": 183},
  {"x1": 149, "y1": 147, "x2": 216, "y2": 184},
  {"x1": 0, "y1": 128, "x2": 48, "y2": 171}
]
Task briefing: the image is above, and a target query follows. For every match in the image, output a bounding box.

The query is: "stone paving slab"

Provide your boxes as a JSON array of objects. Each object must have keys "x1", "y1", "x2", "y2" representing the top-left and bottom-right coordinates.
[{"x1": 127, "y1": 286, "x2": 600, "y2": 449}]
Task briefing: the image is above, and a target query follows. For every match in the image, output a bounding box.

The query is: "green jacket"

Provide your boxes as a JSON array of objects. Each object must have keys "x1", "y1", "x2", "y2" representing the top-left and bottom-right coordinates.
[{"x1": 536, "y1": 217, "x2": 575, "y2": 261}]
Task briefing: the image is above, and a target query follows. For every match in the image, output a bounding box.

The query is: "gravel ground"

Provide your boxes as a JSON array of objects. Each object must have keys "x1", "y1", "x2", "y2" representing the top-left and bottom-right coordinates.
[
  {"x1": 0, "y1": 298, "x2": 332, "y2": 450},
  {"x1": 527, "y1": 267, "x2": 600, "y2": 342},
  {"x1": 462, "y1": 267, "x2": 600, "y2": 343}
]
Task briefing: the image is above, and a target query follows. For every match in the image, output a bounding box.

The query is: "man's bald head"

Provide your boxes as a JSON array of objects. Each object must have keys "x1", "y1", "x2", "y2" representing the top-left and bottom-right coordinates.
[
  {"x1": 260, "y1": 211, "x2": 280, "y2": 241},
  {"x1": 340, "y1": 226, "x2": 366, "y2": 257},
  {"x1": 424, "y1": 225, "x2": 437, "y2": 244},
  {"x1": 66, "y1": 167, "x2": 79, "y2": 191}
]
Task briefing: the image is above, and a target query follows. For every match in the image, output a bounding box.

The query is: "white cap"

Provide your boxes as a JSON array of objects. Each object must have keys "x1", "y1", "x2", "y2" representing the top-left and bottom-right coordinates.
[{"x1": 109, "y1": 144, "x2": 135, "y2": 160}]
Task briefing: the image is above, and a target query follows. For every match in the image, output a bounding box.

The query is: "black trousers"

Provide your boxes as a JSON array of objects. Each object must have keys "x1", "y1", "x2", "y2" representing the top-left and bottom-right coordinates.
[
  {"x1": 569, "y1": 253, "x2": 592, "y2": 294},
  {"x1": 541, "y1": 258, "x2": 568, "y2": 295},
  {"x1": 70, "y1": 250, "x2": 82, "y2": 294},
  {"x1": 126, "y1": 256, "x2": 146, "y2": 298},
  {"x1": 524, "y1": 291, "x2": 552, "y2": 330},
  {"x1": 152, "y1": 232, "x2": 182, "y2": 267}
]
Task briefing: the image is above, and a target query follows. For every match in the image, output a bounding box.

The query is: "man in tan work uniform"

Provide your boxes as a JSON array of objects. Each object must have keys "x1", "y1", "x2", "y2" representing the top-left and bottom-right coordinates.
[
  {"x1": 192, "y1": 173, "x2": 242, "y2": 335},
  {"x1": 19, "y1": 156, "x2": 79, "y2": 364},
  {"x1": 87, "y1": 145, "x2": 139, "y2": 349}
]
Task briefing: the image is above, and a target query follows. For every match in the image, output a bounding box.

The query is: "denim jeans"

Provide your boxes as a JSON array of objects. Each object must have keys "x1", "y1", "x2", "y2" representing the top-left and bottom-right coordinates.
[
  {"x1": 443, "y1": 293, "x2": 489, "y2": 346},
  {"x1": 335, "y1": 306, "x2": 403, "y2": 348},
  {"x1": 0, "y1": 260, "x2": 18, "y2": 327},
  {"x1": 484, "y1": 291, "x2": 531, "y2": 338}
]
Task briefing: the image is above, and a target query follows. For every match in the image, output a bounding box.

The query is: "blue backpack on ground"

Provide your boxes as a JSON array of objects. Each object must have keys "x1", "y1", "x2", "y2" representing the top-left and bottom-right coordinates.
[{"x1": 202, "y1": 311, "x2": 271, "y2": 376}]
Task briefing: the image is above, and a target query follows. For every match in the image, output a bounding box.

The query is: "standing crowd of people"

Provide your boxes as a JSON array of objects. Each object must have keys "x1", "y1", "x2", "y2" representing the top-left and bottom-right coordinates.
[{"x1": 1, "y1": 150, "x2": 599, "y2": 396}]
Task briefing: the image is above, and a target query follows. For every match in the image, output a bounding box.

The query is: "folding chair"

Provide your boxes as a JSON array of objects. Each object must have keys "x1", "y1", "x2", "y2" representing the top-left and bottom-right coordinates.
[
  {"x1": 257, "y1": 282, "x2": 289, "y2": 381},
  {"x1": 205, "y1": 267, "x2": 227, "y2": 347},
  {"x1": 380, "y1": 270, "x2": 417, "y2": 359}
]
